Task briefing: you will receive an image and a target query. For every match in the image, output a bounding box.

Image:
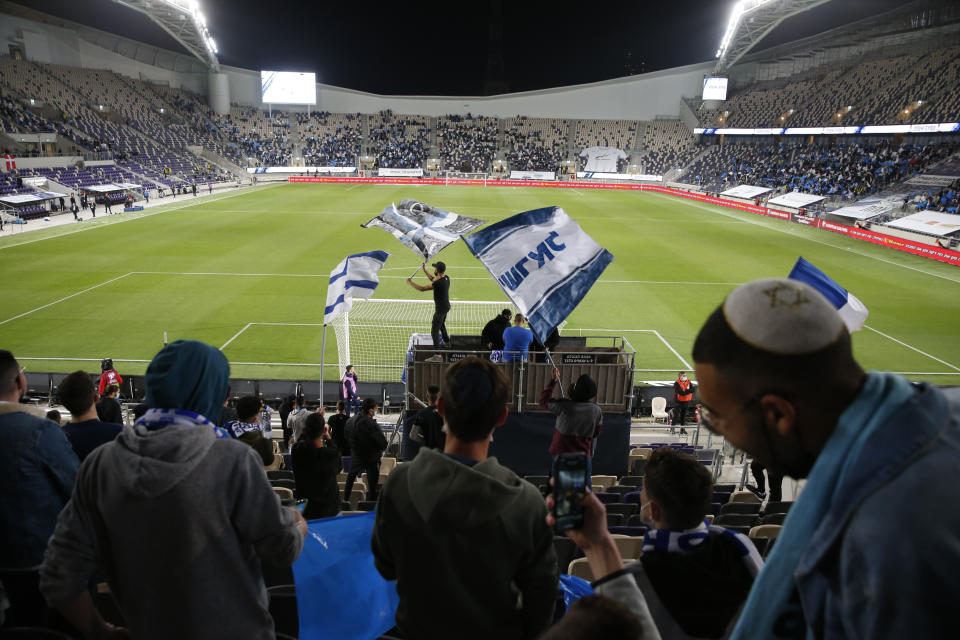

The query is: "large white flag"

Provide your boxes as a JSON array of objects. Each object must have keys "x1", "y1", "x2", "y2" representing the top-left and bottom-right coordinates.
[
  {"x1": 788, "y1": 256, "x2": 868, "y2": 332},
  {"x1": 324, "y1": 251, "x2": 389, "y2": 325},
  {"x1": 362, "y1": 198, "x2": 486, "y2": 261},
  {"x1": 463, "y1": 206, "x2": 614, "y2": 339}
]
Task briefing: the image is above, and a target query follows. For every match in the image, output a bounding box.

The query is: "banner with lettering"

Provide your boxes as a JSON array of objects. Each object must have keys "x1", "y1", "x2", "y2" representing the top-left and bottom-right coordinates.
[{"x1": 463, "y1": 206, "x2": 614, "y2": 340}]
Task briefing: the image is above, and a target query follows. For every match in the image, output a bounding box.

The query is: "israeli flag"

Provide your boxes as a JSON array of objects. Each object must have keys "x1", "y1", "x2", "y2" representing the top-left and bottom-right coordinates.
[
  {"x1": 788, "y1": 256, "x2": 868, "y2": 333},
  {"x1": 324, "y1": 251, "x2": 389, "y2": 325},
  {"x1": 362, "y1": 198, "x2": 487, "y2": 261},
  {"x1": 463, "y1": 206, "x2": 614, "y2": 339}
]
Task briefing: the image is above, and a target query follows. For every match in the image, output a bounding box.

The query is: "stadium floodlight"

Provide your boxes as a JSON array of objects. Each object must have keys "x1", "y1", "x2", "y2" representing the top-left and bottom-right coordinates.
[
  {"x1": 714, "y1": 0, "x2": 834, "y2": 73},
  {"x1": 112, "y1": 0, "x2": 220, "y2": 71}
]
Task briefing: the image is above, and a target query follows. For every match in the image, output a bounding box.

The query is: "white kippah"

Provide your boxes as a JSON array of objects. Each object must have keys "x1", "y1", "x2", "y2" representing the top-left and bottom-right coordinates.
[{"x1": 723, "y1": 278, "x2": 845, "y2": 355}]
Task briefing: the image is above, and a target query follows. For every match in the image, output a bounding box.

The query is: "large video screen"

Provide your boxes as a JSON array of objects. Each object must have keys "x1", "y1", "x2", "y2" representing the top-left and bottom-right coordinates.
[
  {"x1": 702, "y1": 76, "x2": 728, "y2": 101},
  {"x1": 260, "y1": 71, "x2": 316, "y2": 105}
]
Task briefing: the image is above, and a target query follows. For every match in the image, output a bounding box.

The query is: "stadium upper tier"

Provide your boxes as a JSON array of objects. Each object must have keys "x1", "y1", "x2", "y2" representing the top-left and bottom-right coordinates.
[{"x1": 693, "y1": 44, "x2": 960, "y2": 129}]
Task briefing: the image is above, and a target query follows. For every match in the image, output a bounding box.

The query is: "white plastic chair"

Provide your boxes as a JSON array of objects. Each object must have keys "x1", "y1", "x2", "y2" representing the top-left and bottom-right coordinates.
[{"x1": 651, "y1": 397, "x2": 670, "y2": 424}]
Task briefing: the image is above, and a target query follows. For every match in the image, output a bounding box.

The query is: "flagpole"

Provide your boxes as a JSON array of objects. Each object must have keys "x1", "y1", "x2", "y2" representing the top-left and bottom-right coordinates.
[
  {"x1": 320, "y1": 324, "x2": 327, "y2": 406},
  {"x1": 544, "y1": 349, "x2": 566, "y2": 399}
]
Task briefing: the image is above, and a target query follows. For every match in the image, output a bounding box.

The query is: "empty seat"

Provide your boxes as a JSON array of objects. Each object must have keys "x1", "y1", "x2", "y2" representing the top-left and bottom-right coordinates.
[
  {"x1": 567, "y1": 557, "x2": 594, "y2": 580},
  {"x1": 267, "y1": 470, "x2": 294, "y2": 481},
  {"x1": 764, "y1": 501, "x2": 794, "y2": 514},
  {"x1": 605, "y1": 503, "x2": 638, "y2": 519},
  {"x1": 630, "y1": 459, "x2": 648, "y2": 475},
  {"x1": 712, "y1": 491, "x2": 731, "y2": 504},
  {"x1": 624, "y1": 492, "x2": 643, "y2": 504},
  {"x1": 719, "y1": 502, "x2": 761, "y2": 516},
  {"x1": 611, "y1": 536, "x2": 644, "y2": 560},
  {"x1": 729, "y1": 490, "x2": 762, "y2": 504},
  {"x1": 715, "y1": 513, "x2": 760, "y2": 528},
  {"x1": 761, "y1": 512, "x2": 787, "y2": 525},
  {"x1": 651, "y1": 397, "x2": 669, "y2": 424},
  {"x1": 620, "y1": 476, "x2": 645, "y2": 487},
  {"x1": 723, "y1": 525, "x2": 752, "y2": 536},
  {"x1": 713, "y1": 483, "x2": 736, "y2": 493},
  {"x1": 750, "y1": 537, "x2": 771, "y2": 557},
  {"x1": 592, "y1": 475, "x2": 617, "y2": 490},
  {"x1": 595, "y1": 492, "x2": 621, "y2": 504},
  {"x1": 605, "y1": 485, "x2": 638, "y2": 495},
  {"x1": 273, "y1": 487, "x2": 294, "y2": 500},
  {"x1": 606, "y1": 513, "x2": 625, "y2": 527},
  {"x1": 749, "y1": 524, "x2": 783, "y2": 539},
  {"x1": 271, "y1": 479, "x2": 296, "y2": 491},
  {"x1": 626, "y1": 514, "x2": 647, "y2": 527},
  {"x1": 609, "y1": 525, "x2": 648, "y2": 537}
]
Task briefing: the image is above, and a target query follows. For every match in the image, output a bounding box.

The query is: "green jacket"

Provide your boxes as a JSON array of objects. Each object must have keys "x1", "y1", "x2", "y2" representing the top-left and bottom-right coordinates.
[{"x1": 372, "y1": 447, "x2": 558, "y2": 640}]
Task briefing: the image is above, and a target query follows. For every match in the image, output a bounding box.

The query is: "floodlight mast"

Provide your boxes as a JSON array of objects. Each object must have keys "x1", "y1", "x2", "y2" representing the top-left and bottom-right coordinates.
[
  {"x1": 714, "y1": 0, "x2": 833, "y2": 75},
  {"x1": 111, "y1": 0, "x2": 220, "y2": 71}
]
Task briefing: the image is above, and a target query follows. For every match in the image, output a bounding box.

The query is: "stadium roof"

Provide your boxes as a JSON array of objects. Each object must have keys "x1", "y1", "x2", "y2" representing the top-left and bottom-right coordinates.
[{"x1": 4, "y1": 0, "x2": 928, "y2": 95}]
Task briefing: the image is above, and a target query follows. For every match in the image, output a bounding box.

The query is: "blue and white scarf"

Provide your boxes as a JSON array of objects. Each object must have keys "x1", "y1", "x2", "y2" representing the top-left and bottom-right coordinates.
[
  {"x1": 730, "y1": 371, "x2": 914, "y2": 640},
  {"x1": 643, "y1": 521, "x2": 764, "y2": 578},
  {"x1": 136, "y1": 408, "x2": 231, "y2": 439}
]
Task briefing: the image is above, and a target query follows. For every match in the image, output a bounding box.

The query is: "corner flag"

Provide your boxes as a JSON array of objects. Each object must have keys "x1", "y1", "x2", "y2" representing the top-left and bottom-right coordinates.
[
  {"x1": 788, "y1": 256, "x2": 868, "y2": 332},
  {"x1": 463, "y1": 206, "x2": 614, "y2": 340},
  {"x1": 362, "y1": 198, "x2": 486, "y2": 261},
  {"x1": 324, "y1": 251, "x2": 389, "y2": 325}
]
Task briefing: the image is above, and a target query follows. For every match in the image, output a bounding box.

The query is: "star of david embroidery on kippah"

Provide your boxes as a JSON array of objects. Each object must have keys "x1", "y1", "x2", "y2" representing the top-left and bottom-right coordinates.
[{"x1": 763, "y1": 282, "x2": 811, "y2": 310}]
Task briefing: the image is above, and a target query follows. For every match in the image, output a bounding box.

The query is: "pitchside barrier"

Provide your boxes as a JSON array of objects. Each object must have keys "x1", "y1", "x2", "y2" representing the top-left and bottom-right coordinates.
[{"x1": 288, "y1": 176, "x2": 960, "y2": 267}]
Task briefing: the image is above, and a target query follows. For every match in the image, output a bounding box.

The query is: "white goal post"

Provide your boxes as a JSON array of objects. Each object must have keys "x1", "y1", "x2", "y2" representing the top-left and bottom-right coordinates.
[
  {"x1": 441, "y1": 171, "x2": 488, "y2": 186},
  {"x1": 329, "y1": 298, "x2": 510, "y2": 381}
]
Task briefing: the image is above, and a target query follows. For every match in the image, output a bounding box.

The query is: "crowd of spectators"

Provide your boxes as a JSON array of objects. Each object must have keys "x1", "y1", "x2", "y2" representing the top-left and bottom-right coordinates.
[
  {"x1": 369, "y1": 110, "x2": 430, "y2": 169},
  {"x1": 688, "y1": 140, "x2": 959, "y2": 199},
  {"x1": 437, "y1": 114, "x2": 498, "y2": 172},
  {"x1": 504, "y1": 117, "x2": 567, "y2": 171}
]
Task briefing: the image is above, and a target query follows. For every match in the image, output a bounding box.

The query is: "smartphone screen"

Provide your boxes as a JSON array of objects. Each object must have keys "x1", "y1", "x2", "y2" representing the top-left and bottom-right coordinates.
[{"x1": 553, "y1": 453, "x2": 588, "y2": 532}]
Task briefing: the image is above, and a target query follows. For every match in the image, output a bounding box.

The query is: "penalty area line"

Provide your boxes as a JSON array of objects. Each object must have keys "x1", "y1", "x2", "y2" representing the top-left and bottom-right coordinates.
[{"x1": 864, "y1": 324, "x2": 960, "y2": 372}]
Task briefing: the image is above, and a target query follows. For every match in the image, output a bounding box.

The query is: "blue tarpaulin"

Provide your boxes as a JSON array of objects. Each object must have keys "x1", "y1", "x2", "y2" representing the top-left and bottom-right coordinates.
[{"x1": 293, "y1": 512, "x2": 399, "y2": 639}]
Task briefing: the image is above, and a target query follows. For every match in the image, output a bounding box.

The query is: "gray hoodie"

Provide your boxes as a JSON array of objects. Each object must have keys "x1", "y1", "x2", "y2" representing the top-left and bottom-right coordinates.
[
  {"x1": 372, "y1": 447, "x2": 558, "y2": 640},
  {"x1": 41, "y1": 421, "x2": 303, "y2": 640}
]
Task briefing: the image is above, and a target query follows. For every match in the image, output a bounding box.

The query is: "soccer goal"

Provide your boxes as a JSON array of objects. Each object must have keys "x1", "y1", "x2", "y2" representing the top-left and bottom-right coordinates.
[
  {"x1": 442, "y1": 171, "x2": 488, "y2": 186},
  {"x1": 329, "y1": 298, "x2": 510, "y2": 381}
]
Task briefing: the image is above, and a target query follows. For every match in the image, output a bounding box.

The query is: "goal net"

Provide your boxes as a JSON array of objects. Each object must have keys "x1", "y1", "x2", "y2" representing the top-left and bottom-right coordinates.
[
  {"x1": 329, "y1": 298, "x2": 510, "y2": 381},
  {"x1": 442, "y1": 171, "x2": 488, "y2": 185}
]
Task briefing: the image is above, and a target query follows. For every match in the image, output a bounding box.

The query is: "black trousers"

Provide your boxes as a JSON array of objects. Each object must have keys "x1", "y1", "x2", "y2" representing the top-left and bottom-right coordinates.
[
  {"x1": 675, "y1": 401, "x2": 690, "y2": 426},
  {"x1": 431, "y1": 309, "x2": 449, "y2": 347},
  {"x1": 344, "y1": 456, "x2": 381, "y2": 502},
  {"x1": 750, "y1": 460, "x2": 784, "y2": 502}
]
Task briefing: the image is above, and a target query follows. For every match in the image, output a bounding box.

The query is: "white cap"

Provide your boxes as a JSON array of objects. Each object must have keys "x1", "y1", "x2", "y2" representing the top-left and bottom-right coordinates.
[{"x1": 723, "y1": 279, "x2": 845, "y2": 355}]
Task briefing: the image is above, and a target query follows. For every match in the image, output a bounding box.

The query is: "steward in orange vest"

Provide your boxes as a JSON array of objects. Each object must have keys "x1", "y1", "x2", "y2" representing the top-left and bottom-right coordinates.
[{"x1": 673, "y1": 372, "x2": 695, "y2": 434}]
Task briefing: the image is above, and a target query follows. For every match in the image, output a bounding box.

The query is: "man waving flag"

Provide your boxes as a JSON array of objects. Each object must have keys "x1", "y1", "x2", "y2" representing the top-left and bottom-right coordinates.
[
  {"x1": 463, "y1": 206, "x2": 614, "y2": 340},
  {"x1": 324, "y1": 251, "x2": 389, "y2": 325},
  {"x1": 787, "y1": 256, "x2": 868, "y2": 332}
]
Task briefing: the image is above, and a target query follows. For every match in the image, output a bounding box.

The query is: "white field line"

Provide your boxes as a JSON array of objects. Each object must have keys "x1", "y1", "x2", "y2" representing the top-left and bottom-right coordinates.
[
  {"x1": 0, "y1": 272, "x2": 134, "y2": 326},
  {"x1": 219, "y1": 323, "x2": 252, "y2": 351},
  {"x1": 653, "y1": 330, "x2": 692, "y2": 370},
  {"x1": 17, "y1": 357, "x2": 153, "y2": 363},
  {"x1": 0, "y1": 185, "x2": 281, "y2": 252},
  {"x1": 648, "y1": 192, "x2": 960, "y2": 286},
  {"x1": 864, "y1": 324, "x2": 960, "y2": 372}
]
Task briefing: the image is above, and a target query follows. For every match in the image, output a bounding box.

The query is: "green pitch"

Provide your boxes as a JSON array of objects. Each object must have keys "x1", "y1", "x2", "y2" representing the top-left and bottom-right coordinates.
[{"x1": 1, "y1": 182, "x2": 958, "y2": 384}]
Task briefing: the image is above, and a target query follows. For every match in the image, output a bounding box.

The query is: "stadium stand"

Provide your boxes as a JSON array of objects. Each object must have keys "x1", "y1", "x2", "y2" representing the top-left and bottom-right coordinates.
[
  {"x1": 437, "y1": 114, "x2": 498, "y2": 172},
  {"x1": 368, "y1": 110, "x2": 430, "y2": 169},
  {"x1": 503, "y1": 117, "x2": 567, "y2": 171}
]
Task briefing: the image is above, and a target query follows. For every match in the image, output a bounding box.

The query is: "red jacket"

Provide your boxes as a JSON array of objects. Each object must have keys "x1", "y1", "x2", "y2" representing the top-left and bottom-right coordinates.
[{"x1": 98, "y1": 369, "x2": 123, "y2": 396}]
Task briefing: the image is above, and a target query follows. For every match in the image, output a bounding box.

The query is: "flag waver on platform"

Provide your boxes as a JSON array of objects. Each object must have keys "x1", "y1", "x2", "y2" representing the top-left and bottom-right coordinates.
[
  {"x1": 362, "y1": 198, "x2": 486, "y2": 261},
  {"x1": 463, "y1": 206, "x2": 614, "y2": 340},
  {"x1": 324, "y1": 251, "x2": 389, "y2": 325},
  {"x1": 788, "y1": 256, "x2": 868, "y2": 332}
]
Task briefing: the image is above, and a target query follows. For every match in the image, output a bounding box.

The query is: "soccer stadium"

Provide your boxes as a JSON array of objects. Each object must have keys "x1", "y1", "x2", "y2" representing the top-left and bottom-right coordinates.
[{"x1": 1, "y1": 0, "x2": 958, "y2": 637}]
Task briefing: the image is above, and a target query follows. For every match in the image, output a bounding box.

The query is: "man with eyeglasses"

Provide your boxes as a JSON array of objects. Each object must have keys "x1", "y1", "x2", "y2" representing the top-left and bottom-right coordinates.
[
  {"x1": 0, "y1": 351, "x2": 79, "y2": 626},
  {"x1": 692, "y1": 278, "x2": 960, "y2": 640}
]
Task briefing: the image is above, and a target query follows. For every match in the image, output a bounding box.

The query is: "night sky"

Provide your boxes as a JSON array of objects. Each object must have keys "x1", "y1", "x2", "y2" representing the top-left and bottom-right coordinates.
[{"x1": 14, "y1": 0, "x2": 911, "y2": 95}]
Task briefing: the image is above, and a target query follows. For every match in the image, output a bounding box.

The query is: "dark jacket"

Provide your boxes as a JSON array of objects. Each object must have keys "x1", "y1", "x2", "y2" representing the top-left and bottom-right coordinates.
[
  {"x1": 291, "y1": 439, "x2": 342, "y2": 519},
  {"x1": 62, "y1": 418, "x2": 123, "y2": 462},
  {"x1": 0, "y1": 403, "x2": 79, "y2": 568},
  {"x1": 327, "y1": 412, "x2": 350, "y2": 455},
  {"x1": 96, "y1": 397, "x2": 123, "y2": 425},
  {"x1": 411, "y1": 406, "x2": 445, "y2": 451},
  {"x1": 347, "y1": 413, "x2": 387, "y2": 460},
  {"x1": 481, "y1": 316, "x2": 510, "y2": 350},
  {"x1": 539, "y1": 380, "x2": 602, "y2": 456},
  {"x1": 632, "y1": 533, "x2": 755, "y2": 638},
  {"x1": 372, "y1": 448, "x2": 558, "y2": 640}
]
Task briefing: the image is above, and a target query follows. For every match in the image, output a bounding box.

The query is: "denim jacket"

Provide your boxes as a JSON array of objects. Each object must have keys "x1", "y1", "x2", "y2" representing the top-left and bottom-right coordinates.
[
  {"x1": 0, "y1": 402, "x2": 79, "y2": 568},
  {"x1": 794, "y1": 383, "x2": 960, "y2": 639}
]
